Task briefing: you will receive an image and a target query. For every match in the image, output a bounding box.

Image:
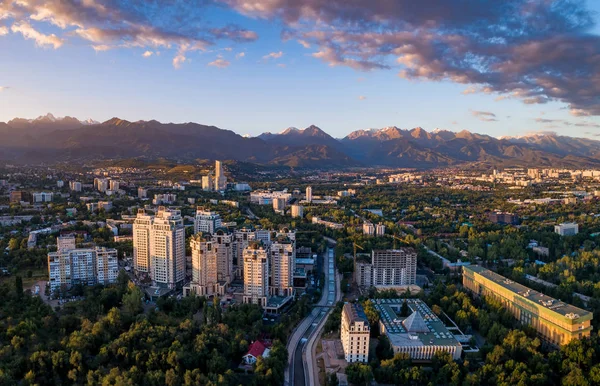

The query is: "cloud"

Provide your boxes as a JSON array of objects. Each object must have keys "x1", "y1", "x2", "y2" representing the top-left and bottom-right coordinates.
[
  {"x1": 277, "y1": 63, "x2": 286, "y2": 68},
  {"x1": 471, "y1": 110, "x2": 498, "y2": 122},
  {"x1": 533, "y1": 117, "x2": 600, "y2": 128},
  {"x1": 358, "y1": 95, "x2": 366, "y2": 100},
  {"x1": 297, "y1": 39, "x2": 310, "y2": 48},
  {"x1": 172, "y1": 53, "x2": 187, "y2": 69},
  {"x1": 142, "y1": 50, "x2": 153, "y2": 57},
  {"x1": 236, "y1": 52, "x2": 245, "y2": 59},
  {"x1": 451, "y1": 121, "x2": 458, "y2": 125},
  {"x1": 0, "y1": 0, "x2": 258, "y2": 68},
  {"x1": 208, "y1": 58, "x2": 231, "y2": 68},
  {"x1": 0, "y1": 26, "x2": 8, "y2": 36},
  {"x1": 263, "y1": 51, "x2": 283, "y2": 60},
  {"x1": 221, "y1": 0, "x2": 600, "y2": 115},
  {"x1": 11, "y1": 21, "x2": 63, "y2": 49},
  {"x1": 0, "y1": 86, "x2": 9, "y2": 91}
]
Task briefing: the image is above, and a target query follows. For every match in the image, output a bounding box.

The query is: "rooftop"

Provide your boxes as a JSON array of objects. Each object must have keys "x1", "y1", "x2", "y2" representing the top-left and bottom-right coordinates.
[
  {"x1": 465, "y1": 265, "x2": 591, "y2": 320},
  {"x1": 343, "y1": 302, "x2": 369, "y2": 325},
  {"x1": 373, "y1": 299, "x2": 461, "y2": 347}
]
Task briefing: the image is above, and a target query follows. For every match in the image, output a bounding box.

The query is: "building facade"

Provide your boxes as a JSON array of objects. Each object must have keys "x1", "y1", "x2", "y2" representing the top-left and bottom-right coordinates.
[
  {"x1": 356, "y1": 249, "x2": 417, "y2": 287},
  {"x1": 291, "y1": 204, "x2": 304, "y2": 218},
  {"x1": 150, "y1": 208, "x2": 186, "y2": 289},
  {"x1": 555, "y1": 222, "x2": 579, "y2": 236},
  {"x1": 341, "y1": 303, "x2": 370, "y2": 363},
  {"x1": 463, "y1": 265, "x2": 592, "y2": 346},
  {"x1": 133, "y1": 210, "x2": 153, "y2": 273},
  {"x1": 243, "y1": 244, "x2": 269, "y2": 307},
  {"x1": 270, "y1": 239, "x2": 295, "y2": 297},
  {"x1": 194, "y1": 208, "x2": 222, "y2": 234}
]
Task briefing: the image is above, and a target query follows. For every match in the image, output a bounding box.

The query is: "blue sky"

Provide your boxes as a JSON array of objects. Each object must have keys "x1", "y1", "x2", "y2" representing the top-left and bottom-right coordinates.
[{"x1": 1, "y1": 0, "x2": 600, "y2": 139}]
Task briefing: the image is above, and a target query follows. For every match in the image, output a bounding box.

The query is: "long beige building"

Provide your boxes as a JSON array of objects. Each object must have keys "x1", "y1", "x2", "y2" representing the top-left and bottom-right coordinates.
[
  {"x1": 341, "y1": 303, "x2": 370, "y2": 363},
  {"x1": 463, "y1": 265, "x2": 593, "y2": 346}
]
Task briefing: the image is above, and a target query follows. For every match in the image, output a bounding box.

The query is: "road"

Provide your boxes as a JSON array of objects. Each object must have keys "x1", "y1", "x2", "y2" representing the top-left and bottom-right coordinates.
[{"x1": 286, "y1": 247, "x2": 337, "y2": 386}]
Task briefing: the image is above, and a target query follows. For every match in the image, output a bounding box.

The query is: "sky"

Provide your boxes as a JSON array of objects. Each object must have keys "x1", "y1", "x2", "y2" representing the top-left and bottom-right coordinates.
[{"x1": 1, "y1": 0, "x2": 600, "y2": 139}]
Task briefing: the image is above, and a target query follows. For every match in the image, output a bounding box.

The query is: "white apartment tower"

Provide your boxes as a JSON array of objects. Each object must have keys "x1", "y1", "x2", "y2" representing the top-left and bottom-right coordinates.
[
  {"x1": 341, "y1": 303, "x2": 370, "y2": 363},
  {"x1": 375, "y1": 223, "x2": 386, "y2": 237},
  {"x1": 194, "y1": 208, "x2": 222, "y2": 234},
  {"x1": 109, "y1": 180, "x2": 120, "y2": 191},
  {"x1": 363, "y1": 222, "x2": 375, "y2": 236},
  {"x1": 270, "y1": 238, "x2": 295, "y2": 297},
  {"x1": 133, "y1": 210, "x2": 153, "y2": 273},
  {"x1": 306, "y1": 186, "x2": 313, "y2": 203},
  {"x1": 150, "y1": 208, "x2": 186, "y2": 289},
  {"x1": 243, "y1": 243, "x2": 269, "y2": 307}
]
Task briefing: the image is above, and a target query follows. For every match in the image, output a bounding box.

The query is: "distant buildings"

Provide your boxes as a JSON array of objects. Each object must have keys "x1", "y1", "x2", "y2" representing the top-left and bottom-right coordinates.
[
  {"x1": 463, "y1": 265, "x2": 592, "y2": 346},
  {"x1": 33, "y1": 192, "x2": 53, "y2": 203},
  {"x1": 153, "y1": 193, "x2": 177, "y2": 205},
  {"x1": 306, "y1": 186, "x2": 313, "y2": 203},
  {"x1": 201, "y1": 160, "x2": 229, "y2": 191},
  {"x1": 356, "y1": 248, "x2": 417, "y2": 288},
  {"x1": 9, "y1": 191, "x2": 32, "y2": 204},
  {"x1": 374, "y1": 299, "x2": 462, "y2": 361},
  {"x1": 291, "y1": 204, "x2": 304, "y2": 218},
  {"x1": 69, "y1": 181, "x2": 82, "y2": 192},
  {"x1": 555, "y1": 222, "x2": 579, "y2": 236},
  {"x1": 341, "y1": 303, "x2": 370, "y2": 363},
  {"x1": 487, "y1": 212, "x2": 519, "y2": 225},
  {"x1": 375, "y1": 223, "x2": 386, "y2": 236},
  {"x1": 57, "y1": 180, "x2": 64, "y2": 188},
  {"x1": 138, "y1": 187, "x2": 148, "y2": 199},
  {"x1": 133, "y1": 208, "x2": 185, "y2": 289},
  {"x1": 272, "y1": 197, "x2": 286, "y2": 214},
  {"x1": 194, "y1": 208, "x2": 222, "y2": 234},
  {"x1": 363, "y1": 222, "x2": 375, "y2": 236},
  {"x1": 312, "y1": 216, "x2": 344, "y2": 230},
  {"x1": 250, "y1": 191, "x2": 291, "y2": 205},
  {"x1": 48, "y1": 236, "x2": 118, "y2": 293}
]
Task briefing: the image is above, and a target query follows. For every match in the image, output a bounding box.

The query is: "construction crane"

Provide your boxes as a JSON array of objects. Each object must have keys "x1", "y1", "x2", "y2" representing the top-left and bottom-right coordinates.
[
  {"x1": 353, "y1": 242, "x2": 364, "y2": 284},
  {"x1": 389, "y1": 234, "x2": 404, "y2": 249}
]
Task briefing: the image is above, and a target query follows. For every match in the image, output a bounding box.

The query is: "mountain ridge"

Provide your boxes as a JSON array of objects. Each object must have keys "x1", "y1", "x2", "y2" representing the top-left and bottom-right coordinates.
[{"x1": 2, "y1": 115, "x2": 600, "y2": 169}]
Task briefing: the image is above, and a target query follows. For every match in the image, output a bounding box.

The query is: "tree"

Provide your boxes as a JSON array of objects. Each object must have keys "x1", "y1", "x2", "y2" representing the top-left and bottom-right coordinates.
[
  {"x1": 346, "y1": 363, "x2": 373, "y2": 386},
  {"x1": 122, "y1": 282, "x2": 143, "y2": 317},
  {"x1": 400, "y1": 300, "x2": 409, "y2": 317},
  {"x1": 15, "y1": 276, "x2": 23, "y2": 297},
  {"x1": 327, "y1": 372, "x2": 339, "y2": 386}
]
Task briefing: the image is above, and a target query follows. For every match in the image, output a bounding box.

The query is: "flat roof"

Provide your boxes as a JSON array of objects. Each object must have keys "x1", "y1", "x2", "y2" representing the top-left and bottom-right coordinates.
[
  {"x1": 464, "y1": 265, "x2": 591, "y2": 319},
  {"x1": 373, "y1": 299, "x2": 461, "y2": 347}
]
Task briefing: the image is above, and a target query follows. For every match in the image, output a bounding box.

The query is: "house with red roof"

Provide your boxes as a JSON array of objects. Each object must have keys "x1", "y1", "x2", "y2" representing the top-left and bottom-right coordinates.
[{"x1": 243, "y1": 340, "x2": 271, "y2": 365}]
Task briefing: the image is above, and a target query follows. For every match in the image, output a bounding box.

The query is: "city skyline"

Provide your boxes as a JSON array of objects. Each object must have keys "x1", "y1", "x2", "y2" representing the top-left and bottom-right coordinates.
[{"x1": 2, "y1": 0, "x2": 600, "y2": 139}]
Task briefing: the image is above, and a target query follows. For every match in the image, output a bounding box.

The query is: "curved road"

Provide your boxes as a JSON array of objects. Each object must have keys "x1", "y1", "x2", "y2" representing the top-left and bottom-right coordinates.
[{"x1": 286, "y1": 247, "x2": 337, "y2": 386}]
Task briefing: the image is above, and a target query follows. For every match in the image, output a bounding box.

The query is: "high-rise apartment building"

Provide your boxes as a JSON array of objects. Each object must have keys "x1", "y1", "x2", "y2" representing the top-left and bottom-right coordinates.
[
  {"x1": 306, "y1": 186, "x2": 313, "y2": 203},
  {"x1": 138, "y1": 187, "x2": 148, "y2": 199},
  {"x1": 273, "y1": 197, "x2": 286, "y2": 214},
  {"x1": 32, "y1": 192, "x2": 53, "y2": 203},
  {"x1": 375, "y1": 223, "x2": 386, "y2": 236},
  {"x1": 95, "y1": 178, "x2": 108, "y2": 192},
  {"x1": 150, "y1": 208, "x2": 186, "y2": 289},
  {"x1": 270, "y1": 238, "x2": 295, "y2": 297},
  {"x1": 109, "y1": 180, "x2": 120, "y2": 191},
  {"x1": 48, "y1": 239, "x2": 118, "y2": 293},
  {"x1": 463, "y1": 265, "x2": 592, "y2": 346},
  {"x1": 202, "y1": 175, "x2": 214, "y2": 191},
  {"x1": 194, "y1": 208, "x2": 222, "y2": 234},
  {"x1": 133, "y1": 210, "x2": 153, "y2": 273},
  {"x1": 185, "y1": 231, "x2": 233, "y2": 297},
  {"x1": 356, "y1": 248, "x2": 417, "y2": 287},
  {"x1": 243, "y1": 243, "x2": 269, "y2": 307},
  {"x1": 133, "y1": 208, "x2": 185, "y2": 288},
  {"x1": 341, "y1": 303, "x2": 370, "y2": 363}
]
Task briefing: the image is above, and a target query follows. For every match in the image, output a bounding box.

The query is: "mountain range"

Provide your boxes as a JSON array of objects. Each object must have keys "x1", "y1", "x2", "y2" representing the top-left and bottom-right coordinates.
[{"x1": 2, "y1": 114, "x2": 600, "y2": 169}]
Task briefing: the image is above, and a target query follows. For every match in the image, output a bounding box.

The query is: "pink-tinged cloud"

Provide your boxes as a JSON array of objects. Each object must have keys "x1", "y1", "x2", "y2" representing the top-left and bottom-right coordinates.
[
  {"x1": 263, "y1": 51, "x2": 283, "y2": 60},
  {"x1": 11, "y1": 21, "x2": 63, "y2": 49},
  {"x1": 209, "y1": 58, "x2": 231, "y2": 68},
  {"x1": 220, "y1": 0, "x2": 600, "y2": 116}
]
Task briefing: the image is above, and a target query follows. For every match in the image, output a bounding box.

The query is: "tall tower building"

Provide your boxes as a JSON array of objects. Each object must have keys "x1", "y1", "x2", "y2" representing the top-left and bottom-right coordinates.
[
  {"x1": 270, "y1": 237, "x2": 295, "y2": 297},
  {"x1": 214, "y1": 160, "x2": 227, "y2": 191},
  {"x1": 243, "y1": 243, "x2": 269, "y2": 307},
  {"x1": 133, "y1": 210, "x2": 153, "y2": 273},
  {"x1": 150, "y1": 207, "x2": 186, "y2": 289},
  {"x1": 186, "y1": 230, "x2": 234, "y2": 297},
  {"x1": 306, "y1": 186, "x2": 313, "y2": 203}
]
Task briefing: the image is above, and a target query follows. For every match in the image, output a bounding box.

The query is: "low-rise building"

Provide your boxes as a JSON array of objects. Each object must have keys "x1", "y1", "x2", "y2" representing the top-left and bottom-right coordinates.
[
  {"x1": 555, "y1": 222, "x2": 579, "y2": 236},
  {"x1": 375, "y1": 298, "x2": 462, "y2": 361}
]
